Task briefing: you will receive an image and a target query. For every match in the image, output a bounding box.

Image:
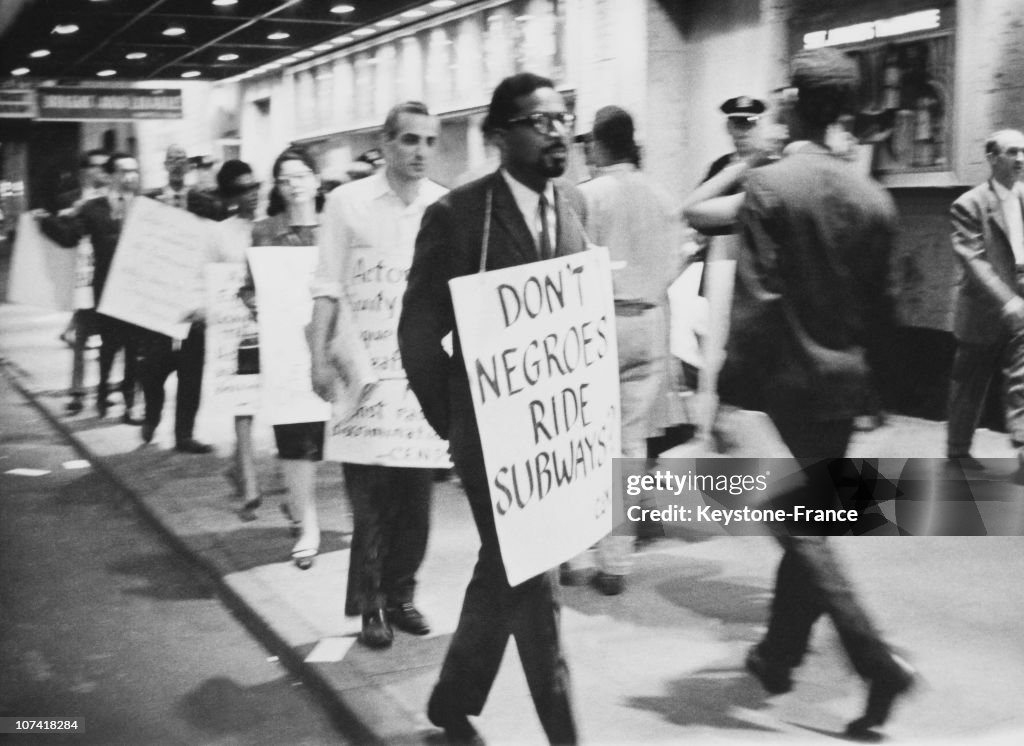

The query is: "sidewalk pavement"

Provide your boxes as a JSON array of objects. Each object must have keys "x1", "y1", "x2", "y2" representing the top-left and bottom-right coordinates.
[{"x1": 2, "y1": 302, "x2": 1024, "y2": 746}]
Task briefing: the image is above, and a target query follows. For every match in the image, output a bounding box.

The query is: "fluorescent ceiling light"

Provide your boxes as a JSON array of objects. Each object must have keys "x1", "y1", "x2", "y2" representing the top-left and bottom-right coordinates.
[
  {"x1": 163, "y1": 26, "x2": 186, "y2": 37},
  {"x1": 125, "y1": 52, "x2": 147, "y2": 59},
  {"x1": 53, "y1": 24, "x2": 79, "y2": 35},
  {"x1": 218, "y1": 53, "x2": 239, "y2": 61},
  {"x1": 97, "y1": 69, "x2": 117, "y2": 77},
  {"x1": 267, "y1": 31, "x2": 290, "y2": 40},
  {"x1": 181, "y1": 70, "x2": 201, "y2": 78},
  {"x1": 331, "y1": 4, "x2": 355, "y2": 14},
  {"x1": 12, "y1": 67, "x2": 30, "y2": 76},
  {"x1": 30, "y1": 49, "x2": 50, "y2": 58}
]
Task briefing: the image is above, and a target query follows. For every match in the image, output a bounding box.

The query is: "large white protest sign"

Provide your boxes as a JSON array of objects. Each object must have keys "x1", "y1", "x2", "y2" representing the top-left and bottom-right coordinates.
[
  {"x1": 98, "y1": 197, "x2": 211, "y2": 339},
  {"x1": 203, "y1": 263, "x2": 261, "y2": 416},
  {"x1": 450, "y1": 247, "x2": 620, "y2": 586},
  {"x1": 324, "y1": 248, "x2": 451, "y2": 468},
  {"x1": 247, "y1": 245, "x2": 331, "y2": 425},
  {"x1": 7, "y1": 212, "x2": 75, "y2": 311}
]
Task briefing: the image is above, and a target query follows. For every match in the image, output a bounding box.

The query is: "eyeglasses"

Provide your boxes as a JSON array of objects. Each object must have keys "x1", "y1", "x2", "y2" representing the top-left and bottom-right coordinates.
[{"x1": 506, "y1": 111, "x2": 576, "y2": 135}]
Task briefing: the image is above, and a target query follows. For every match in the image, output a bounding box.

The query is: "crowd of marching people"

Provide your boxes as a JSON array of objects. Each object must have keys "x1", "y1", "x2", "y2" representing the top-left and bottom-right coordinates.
[{"x1": 53, "y1": 43, "x2": 1024, "y2": 741}]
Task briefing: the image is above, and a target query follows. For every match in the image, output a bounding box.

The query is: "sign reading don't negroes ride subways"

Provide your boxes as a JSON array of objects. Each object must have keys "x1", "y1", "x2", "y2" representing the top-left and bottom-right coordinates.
[{"x1": 450, "y1": 247, "x2": 620, "y2": 586}]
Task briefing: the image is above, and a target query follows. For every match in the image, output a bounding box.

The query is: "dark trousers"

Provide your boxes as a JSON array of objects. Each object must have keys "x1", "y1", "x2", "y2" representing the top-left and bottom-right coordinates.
[
  {"x1": 68, "y1": 309, "x2": 95, "y2": 399},
  {"x1": 947, "y1": 333, "x2": 1024, "y2": 454},
  {"x1": 760, "y1": 416, "x2": 897, "y2": 682},
  {"x1": 137, "y1": 322, "x2": 205, "y2": 442},
  {"x1": 433, "y1": 383, "x2": 577, "y2": 745},
  {"x1": 96, "y1": 313, "x2": 138, "y2": 409},
  {"x1": 341, "y1": 463, "x2": 432, "y2": 613}
]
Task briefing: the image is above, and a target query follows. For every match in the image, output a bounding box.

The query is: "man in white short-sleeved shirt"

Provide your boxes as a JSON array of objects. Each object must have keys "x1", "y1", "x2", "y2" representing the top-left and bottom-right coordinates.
[{"x1": 309, "y1": 101, "x2": 446, "y2": 650}]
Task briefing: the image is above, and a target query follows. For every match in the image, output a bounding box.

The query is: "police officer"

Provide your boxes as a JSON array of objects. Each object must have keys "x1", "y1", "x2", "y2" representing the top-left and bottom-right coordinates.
[{"x1": 703, "y1": 95, "x2": 767, "y2": 182}]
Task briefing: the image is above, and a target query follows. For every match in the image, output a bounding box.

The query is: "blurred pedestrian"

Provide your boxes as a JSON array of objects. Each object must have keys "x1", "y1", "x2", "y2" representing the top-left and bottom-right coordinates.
[
  {"x1": 309, "y1": 103, "x2": 446, "y2": 647},
  {"x1": 713, "y1": 48, "x2": 917, "y2": 739},
  {"x1": 36, "y1": 152, "x2": 143, "y2": 424},
  {"x1": 562, "y1": 105, "x2": 683, "y2": 595},
  {"x1": 400, "y1": 72, "x2": 581, "y2": 745},
  {"x1": 137, "y1": 145, "x2": 215, "y2": 453},
  {"x1": 209, "y1": 160, "x2": 262, "y2": 509}
]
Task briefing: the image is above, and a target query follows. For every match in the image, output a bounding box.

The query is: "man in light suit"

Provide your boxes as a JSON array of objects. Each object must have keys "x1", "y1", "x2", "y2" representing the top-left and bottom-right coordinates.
[
  {"x1": 947, "y1": 129, "x2": 1024, "y2": 471},
  {"x1": 399, "y1": 72, "x2": 583, "y2": 745}
]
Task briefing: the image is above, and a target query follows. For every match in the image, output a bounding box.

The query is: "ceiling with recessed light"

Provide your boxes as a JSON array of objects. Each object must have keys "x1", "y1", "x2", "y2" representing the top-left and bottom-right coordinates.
[{"x1": 0, "y1": 0, "x2": 466, "y2": 83}]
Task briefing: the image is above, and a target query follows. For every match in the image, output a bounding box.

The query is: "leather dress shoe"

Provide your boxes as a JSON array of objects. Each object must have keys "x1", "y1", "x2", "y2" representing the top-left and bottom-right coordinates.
[
  {"x1": 141, "y1": 422, "x2": 156, "y2": 444},
  {"x1": 65, "y1": 397, "x2": 84, "y2": 416},
  {"x1": 745, "y1": 645, "x2": 793, "y2": 695},
  {"x1": 359, "y1": 609, "x2": 393, "y2": 649},
  {"x1": 846, "y1": 654, "x2": 917, "y2": 738},
  {"x1": 121, "y1": 412, "x2": 144, "y2": 426},
  {"x1": 428, "y1": 688, "x2": 484, "y2": 745},
  {"x1": 387, "y1": 602, "x2": 430, "y2": 635},
  {"x1": 175, "y1": 438, "x2": 213, "y2": 454},
  {"x1": 558, "y1": 562, "x2": 594, "y2": 587}
]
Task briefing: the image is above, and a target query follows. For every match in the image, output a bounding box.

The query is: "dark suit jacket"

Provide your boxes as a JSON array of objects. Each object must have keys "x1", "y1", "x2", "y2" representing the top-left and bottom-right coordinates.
[
  {"x1": 38, "y1": 195, "x2": 122, "y2": 305},
  {"x1": 718, "y1": 147, "x2": 898, "y2": 421},
  {"x1": 145, "y1": 186, "x2": 224, "y2": 221},
  {"x1": 950, "y1": 180, "x2": 1024, "y2": 344},
  {"x1": 399, "y1": 170, "x2": 589, "y2": 441}
]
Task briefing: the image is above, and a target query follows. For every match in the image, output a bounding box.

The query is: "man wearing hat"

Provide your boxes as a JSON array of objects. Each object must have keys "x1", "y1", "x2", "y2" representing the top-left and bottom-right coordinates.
[{"x1": 704, "y1": 95, "x2": 768, "y2": 183}]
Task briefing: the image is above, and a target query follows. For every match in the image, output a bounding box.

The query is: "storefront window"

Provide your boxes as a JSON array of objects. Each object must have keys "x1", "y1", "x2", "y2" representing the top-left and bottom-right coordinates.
[{"x1": 793, "y1": 2, "x2": 955, "y2": 177}]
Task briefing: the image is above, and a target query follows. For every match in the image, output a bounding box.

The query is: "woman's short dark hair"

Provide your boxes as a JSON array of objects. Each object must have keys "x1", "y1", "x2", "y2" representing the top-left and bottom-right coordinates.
[
  {"x1": 266, "y1": 146, "x2": 324, "y2": 217},
  {"x1": 216, "y1": 159, "x2": 253, "y2": 196},
  {"x1": 482, "y1": 72, "x2": 556, "y2": 135}
]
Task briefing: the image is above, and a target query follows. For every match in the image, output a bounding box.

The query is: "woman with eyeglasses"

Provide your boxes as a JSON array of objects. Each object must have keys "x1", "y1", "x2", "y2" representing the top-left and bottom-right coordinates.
[{"x1": 248, "y1": 147, "x2": 328, "y2": 569}]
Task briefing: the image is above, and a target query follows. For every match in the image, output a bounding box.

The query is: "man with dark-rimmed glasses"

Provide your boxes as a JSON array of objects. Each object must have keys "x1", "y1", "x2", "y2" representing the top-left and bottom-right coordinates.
[{"x1": 400, "y1": 72, "x2": 584, "y2": 746}]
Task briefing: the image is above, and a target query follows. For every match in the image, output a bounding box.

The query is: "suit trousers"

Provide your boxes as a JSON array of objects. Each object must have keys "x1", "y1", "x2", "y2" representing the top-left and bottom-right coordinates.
[
  {"x1": 341, "y1": 463, "x2": 432, "y2": 613},
  {"x1": 947, "y1": 332, "x2": 1024, "y2": 455},
  {"x1": 433, "y1": 381, "x2": 577, "y2": 745},
  {"x1": 137, "y1": 321, "x2": 205, "y2": 442},
  {"x1": 96, "y1": 313, "x2": 138, "y2": 409},
  {"x1": 759, "y1": 416, "x2": 898, "y2": 683}
]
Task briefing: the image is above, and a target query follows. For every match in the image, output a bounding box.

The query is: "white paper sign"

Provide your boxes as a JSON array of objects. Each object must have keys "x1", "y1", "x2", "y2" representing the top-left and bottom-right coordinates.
[
  {"x1": 203, "y1": 262, "x2": 261, "y2": 416},
  {"x1": 7, "y1": 212, "x2": 75, "y2": 311},
  {"x1": 449, "y1": 247, "x2": 621, "y2": 586},
  {"x1": 72, "y1": 238, "x2": 95, "y2": 310},
  {"x1": 247, "y1": 245, "x2": 331, "y2": 425},
  {"x1": 324, "y1": 248, "x2": 451, "y2": 468},
  {"x1": 98, "y1": 197, "x2": 211, "y2": 339}
]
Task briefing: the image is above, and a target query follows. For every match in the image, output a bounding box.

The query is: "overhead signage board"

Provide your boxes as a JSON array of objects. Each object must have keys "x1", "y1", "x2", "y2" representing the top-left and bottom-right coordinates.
[
  {"x1": 35, "y1": 87, "x2": 183, "y2": 120},
  {"x1": 0, "y1": 89, "x2": 38, "y2": 119}
]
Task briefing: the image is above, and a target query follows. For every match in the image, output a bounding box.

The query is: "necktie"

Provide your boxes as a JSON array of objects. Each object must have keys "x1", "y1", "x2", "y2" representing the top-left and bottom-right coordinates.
[{"x1": 538, "y1": 193, "x2": 553, "y2": 260}]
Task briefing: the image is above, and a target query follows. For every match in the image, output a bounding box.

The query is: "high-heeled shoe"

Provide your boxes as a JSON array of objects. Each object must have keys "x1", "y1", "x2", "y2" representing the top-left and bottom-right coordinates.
[
  {"x1": 279, "y1": 503, "x2": 302, "y2": 537},
  {"x1": 238, "y1": 496, "x2": 261, "y2": 522}
]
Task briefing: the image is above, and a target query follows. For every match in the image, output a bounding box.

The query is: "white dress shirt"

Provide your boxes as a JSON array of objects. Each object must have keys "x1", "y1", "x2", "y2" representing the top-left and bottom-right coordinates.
[
  {"x1": 500, "y1": 169, "x2": 557, "y2": 256},
  {"x1": 992, "y1": 180, "x2": 1024, "y2": 265},
  {"x1": 312, "y1": 171, "x2": 447, "y2": 299}
]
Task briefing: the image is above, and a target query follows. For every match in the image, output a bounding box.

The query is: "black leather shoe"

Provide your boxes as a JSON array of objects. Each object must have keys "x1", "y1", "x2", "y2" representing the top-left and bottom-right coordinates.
[
  {"x1": 66, "y1": 397, "x2": 84, "y2": 415},
  {"x1": 141, "y1": 422, "x2": 156, "y2": 444},
  {"x1": 595, "y1": 572, "x2": 625, "y2": 596},
  {"x1": 121, "y1": 412, "x2": 144, "y2": 426},
  {"x1": 428, "y1": 688, "x2": 484, "y2": 745},
  {"x1": 359, "y1": 609, "x2": 393, "y2": 649},
  {"x1": 175, "y1": 438, "x2": 213, "y2": 454},
  {"x1": 846, "y1": 654, "x2": 917, "y2": 738},
  {"x1": 387, "y1": 602, "x2": 430, "y2": 635},
  {"x1": 96, "y1": 398, "x2": 111, "y2": 418},
  {"x1": 745, "y1": 645, "x2": 793, "y2": 695}
]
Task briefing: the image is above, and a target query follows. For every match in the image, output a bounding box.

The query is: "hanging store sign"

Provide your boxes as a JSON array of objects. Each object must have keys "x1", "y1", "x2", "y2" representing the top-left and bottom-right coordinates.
[
  {"x1": 803, "y1": 9, "x2": 942, "y2": 48},
  {"x1": 35, "y1": 87, "x2": 183, "y2": 120},
  {"x1": 0, "y1": 89, "x2": 37, "y2": 118}
]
